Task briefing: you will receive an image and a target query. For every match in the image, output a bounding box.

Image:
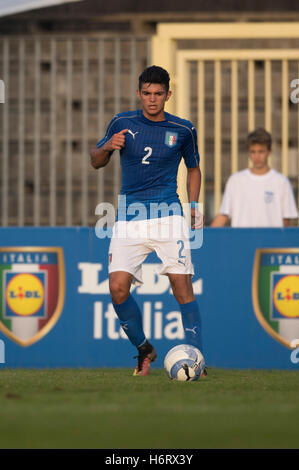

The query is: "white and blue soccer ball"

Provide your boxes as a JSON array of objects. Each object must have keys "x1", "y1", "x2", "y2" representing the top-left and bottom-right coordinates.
[{"x1": 164, "y1": 344, "x2": 205, "y2": 381}]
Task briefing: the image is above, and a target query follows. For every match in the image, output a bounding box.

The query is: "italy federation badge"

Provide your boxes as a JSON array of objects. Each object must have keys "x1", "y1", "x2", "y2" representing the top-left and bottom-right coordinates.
[
  {"x1": 165, "y1": 131, "x2": 178, "y2": 147},
  {"x1": 0, "y1": 247, "x2": 65, "y2": 347},
  {"x1": 252, "y1": 248, "x2": 299, "y2": 348}
]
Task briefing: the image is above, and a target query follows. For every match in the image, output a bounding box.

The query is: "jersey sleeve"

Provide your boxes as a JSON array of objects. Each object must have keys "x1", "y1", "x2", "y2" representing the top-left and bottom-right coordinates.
[
  {"x1": 96, "y1": 115, "x2": 120, "y2": 155},
  {"x1": 282, "y1": 178, "x2": 298, "y2": 219},
  {"x1": 181, "y1": 124, "x2": 200, "y2": 168}
]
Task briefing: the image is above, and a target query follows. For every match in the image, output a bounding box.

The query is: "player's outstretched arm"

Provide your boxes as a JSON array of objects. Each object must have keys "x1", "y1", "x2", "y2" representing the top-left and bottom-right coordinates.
[
  {"x1": 210, "y1": 214, "x2": 229, "y2": 227},
  {"x1": 187, "y1": 167, "x2": 205, "y2": 229},
  {"x1": 90, "y1": 129, "x2": 128, "y2": 169},
  {"x1": 187, "y1": 167, "x2": 201, "y2": 203}
]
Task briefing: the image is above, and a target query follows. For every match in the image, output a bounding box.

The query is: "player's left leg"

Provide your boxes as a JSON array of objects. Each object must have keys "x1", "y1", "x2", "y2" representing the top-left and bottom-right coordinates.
[
  {"x1": 168, "y1": 273, "x2": 203, "y2": 353},
  {"x1": 151, "y1": 215, "x2": 206, "y2": 375},
  {"x1": 151, "y1": 215, "x2": 203, "y2": 353}
]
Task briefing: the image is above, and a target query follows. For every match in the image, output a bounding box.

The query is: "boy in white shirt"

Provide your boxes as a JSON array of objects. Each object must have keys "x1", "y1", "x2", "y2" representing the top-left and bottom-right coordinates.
[{"x1": 211, "y1": 128, "x2": 298, "y2": 227}]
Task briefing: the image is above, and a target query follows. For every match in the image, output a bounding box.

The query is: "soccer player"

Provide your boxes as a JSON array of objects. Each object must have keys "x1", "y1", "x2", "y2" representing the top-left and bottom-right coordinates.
[
  {"x1": 211, "y1": 128, "x2": 298, "y2": 227},
  {"x1": 90, "y1": 66, "x2": 204, "y2": 376}
]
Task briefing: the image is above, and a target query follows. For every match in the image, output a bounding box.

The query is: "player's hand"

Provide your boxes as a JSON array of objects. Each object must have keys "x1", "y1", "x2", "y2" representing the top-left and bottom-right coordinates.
[
  {"x1": 104, "y1": 129, "x2": 128, "y2": 151},
  {"x1": 191, "y1": 208, "x2": 205, "y2": 230}
]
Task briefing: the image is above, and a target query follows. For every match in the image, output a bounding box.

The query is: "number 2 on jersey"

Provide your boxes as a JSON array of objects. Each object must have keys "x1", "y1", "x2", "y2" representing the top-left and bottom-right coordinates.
[{"x1": 142, "y1": 147, "x2": 152, "y2": 165}]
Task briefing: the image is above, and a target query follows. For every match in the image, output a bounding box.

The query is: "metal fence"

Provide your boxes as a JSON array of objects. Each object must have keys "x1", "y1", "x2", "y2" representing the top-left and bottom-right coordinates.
[
  {"x1": 152, "y1": 23, "x2": 299, "y2": 224},
  {"x1": 0, "y1": 35, "x2": 151, "y2": 226},
  {"x1": 1, "y1": 27, "x2": 299, "y2": 227},
  {"x1": 176, "y1": 51, "x2": 299, "y2": 218}
]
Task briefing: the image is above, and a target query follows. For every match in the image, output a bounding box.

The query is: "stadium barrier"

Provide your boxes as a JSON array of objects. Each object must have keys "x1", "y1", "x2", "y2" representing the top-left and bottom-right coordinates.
[{"x1": 0, "y1": 227, "x2": 299, "y2": 370}]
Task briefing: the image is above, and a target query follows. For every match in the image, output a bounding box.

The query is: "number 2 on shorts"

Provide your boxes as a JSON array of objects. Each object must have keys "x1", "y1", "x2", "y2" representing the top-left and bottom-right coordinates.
[{"x1": 177, "y1": 240, "x2": 186, "y2": 259}]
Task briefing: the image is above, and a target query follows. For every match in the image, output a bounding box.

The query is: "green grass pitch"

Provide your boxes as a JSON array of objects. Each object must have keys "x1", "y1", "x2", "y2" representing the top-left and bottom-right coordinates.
[{"x1": 0, "y1": 368, "x2": 298, "y2": 449}]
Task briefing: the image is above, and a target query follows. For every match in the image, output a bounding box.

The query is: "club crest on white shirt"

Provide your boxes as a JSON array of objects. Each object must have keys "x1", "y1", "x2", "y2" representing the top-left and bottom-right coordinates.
[{"x1": 264, "y1": 191, "x2": 274, "y2": 203}]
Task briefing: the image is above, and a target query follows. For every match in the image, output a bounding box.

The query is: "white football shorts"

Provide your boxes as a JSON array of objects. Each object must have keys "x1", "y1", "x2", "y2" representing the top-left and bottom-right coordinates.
[{"x1": 108, "y1": 215, "x2": 194, "y2": 285}]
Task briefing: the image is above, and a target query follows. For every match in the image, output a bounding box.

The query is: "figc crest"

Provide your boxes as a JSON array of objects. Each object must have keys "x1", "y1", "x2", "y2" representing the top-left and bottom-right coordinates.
[
  {"x1": 0, "y1": 247, "x2": 65, "y2": 347},
  {"x1": 252, "y1": 248, "x2": 299, "y2": 348}
]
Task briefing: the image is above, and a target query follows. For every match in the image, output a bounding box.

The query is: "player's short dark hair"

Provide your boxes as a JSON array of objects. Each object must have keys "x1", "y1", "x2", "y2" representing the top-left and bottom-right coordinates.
[
  {"x1": 138, "y1": 65, "x2": 170, "y2": 92},
  {"x1": 247, "y1": 128, "x2": 272, "y2": 150}
]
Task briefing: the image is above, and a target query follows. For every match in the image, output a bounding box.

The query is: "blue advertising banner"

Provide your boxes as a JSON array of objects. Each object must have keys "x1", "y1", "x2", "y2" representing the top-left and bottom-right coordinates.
[{"x1": 0, "y1": 227, "x2": 299, "y2": 370}]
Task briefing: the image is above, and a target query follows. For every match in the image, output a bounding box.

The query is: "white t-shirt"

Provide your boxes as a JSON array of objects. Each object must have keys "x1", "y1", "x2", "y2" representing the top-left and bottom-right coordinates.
[{"x1": 219, "y1": 168, "x2": 298, "y2": 227}]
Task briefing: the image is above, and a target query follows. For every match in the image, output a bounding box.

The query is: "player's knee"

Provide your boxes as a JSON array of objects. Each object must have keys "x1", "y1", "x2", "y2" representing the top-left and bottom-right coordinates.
[
  {"x1": 169, "y1": 276, "x2": 194, "y2": 304},
  {"x1": 176, "y1": 293, "x2": 195, "y2": 304},
  {"x1": 172, "y1": 283, "x2": 195, "y2": 304},
  {"x1": 109, "y1": 278, "x2": 130, "y2": 304}
]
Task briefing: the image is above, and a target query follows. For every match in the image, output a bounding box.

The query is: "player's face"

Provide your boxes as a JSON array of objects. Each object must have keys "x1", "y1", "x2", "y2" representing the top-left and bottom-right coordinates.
[
  {"x1": 137, "y1": 83, "x2": 171, "y2": 121},
  {"x1": 249, "y1": 144, "x2": 271, "y2": 170}
]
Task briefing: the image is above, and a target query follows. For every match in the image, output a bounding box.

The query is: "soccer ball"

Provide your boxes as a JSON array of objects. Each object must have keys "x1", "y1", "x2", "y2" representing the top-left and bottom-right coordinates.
[{"x1": 164, "y1": 344, "x2": 205, "y2": 381}]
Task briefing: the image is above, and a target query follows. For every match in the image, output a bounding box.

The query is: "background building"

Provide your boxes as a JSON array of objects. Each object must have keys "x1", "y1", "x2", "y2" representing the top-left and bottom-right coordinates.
[{"x1": 0, "y1": 0, "x2": 299, "y2": 225}]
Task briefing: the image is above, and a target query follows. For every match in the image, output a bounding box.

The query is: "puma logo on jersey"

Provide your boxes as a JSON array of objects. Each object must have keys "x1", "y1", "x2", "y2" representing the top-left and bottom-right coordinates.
[
  {"x1": 128, "y1": 129, "x2": 139, "y2": 139},
  {"x1": 185, "y1": 326, "x2": 197, "y2": 336},
  {"x1": 178, "y1": 259, "x2": 186, "y2": 266}
]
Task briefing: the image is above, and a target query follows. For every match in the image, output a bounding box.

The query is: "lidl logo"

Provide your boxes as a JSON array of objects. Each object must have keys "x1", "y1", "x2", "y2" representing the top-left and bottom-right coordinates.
[
  {"x1": 272, "y1": 275, "x2": 299, "y2": 319},
  {"x1": 0, "y1": 247, "x2": 65, "y2": 346},
  {"x1": 252, "y1": 248, "x2": 299, "y2": 348},
  {"x1": 6, "y1": 273, "x2": 45, "y2": 317}
]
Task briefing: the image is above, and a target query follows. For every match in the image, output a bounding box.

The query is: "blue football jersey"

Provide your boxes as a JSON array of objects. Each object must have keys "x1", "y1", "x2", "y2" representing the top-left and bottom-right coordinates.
[{"x1": 96, "y1": 110, "x2": 200, "y2": 220}]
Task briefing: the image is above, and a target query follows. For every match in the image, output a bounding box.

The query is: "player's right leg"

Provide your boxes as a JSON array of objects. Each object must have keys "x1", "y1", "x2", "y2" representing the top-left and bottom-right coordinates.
[
  {"x1": 109, "y1": 270, "x2": 146, "y2": 347},
  {"x1": 108, "y1": 221, "x2": 157, "y2": 375},
  {"x1": 109, "y1": 271, "x2": 157, "y2": 376}
]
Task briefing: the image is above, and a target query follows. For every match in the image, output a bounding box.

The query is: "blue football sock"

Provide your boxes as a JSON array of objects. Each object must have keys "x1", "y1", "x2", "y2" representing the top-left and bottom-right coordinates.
[
  {"x1": 179, "y1": 300, "x2": 203, "y2": 352},
  {"x1": 112, "y1": 294, "x2": 146, "y2": 348}
]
